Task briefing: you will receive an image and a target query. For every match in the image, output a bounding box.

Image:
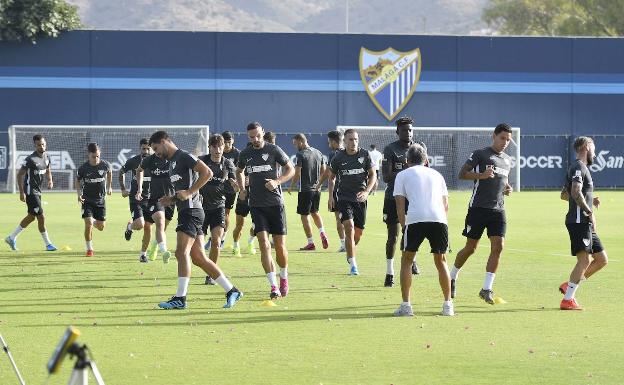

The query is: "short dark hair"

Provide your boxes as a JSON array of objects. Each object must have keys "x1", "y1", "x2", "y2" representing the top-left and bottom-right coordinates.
[
  {"x1": 293, "y1": 133, "x2": 306, "y2": 142},
  {"x1": 209, "y1": 134, "x2": 224, "y2": 147},
  {"x1": 370, "y1": 144, "x2": 376, "y2": 150},
  {"x1": 149, "y1": 130, "x2": 169, "y2": 145},
  {"x1": 222, "y1": 131, "x2": 233, "y2": 141},
  {"x1": 87, "y1": 142, "x2": 100, "y2": 153},
  {"x1": 263, "y1": 131, "x2": 276, "y2": 142},
  {"x1": 140, "y1": 138, "x2": 149, "y2": 146},
  {"x1": 395, "y1": 116, "x2": 414, "y2": 128},
  {"x1": 573, "y1": 136, "x2": 593, "y2": 151},
  {"x1": 343, "y1": 128, "x2": 357, "y2": 137},
  {"x1": 494, "y1": 123, "x2": 512, "y2": 135},
  {"x1": 33, "y1": 134, "x2": 44, "y2": 142},
  {"x1": 247, "y1": 122, "x2": 262, "y2": 131},
  {"x1": 406, "y1": 143, "x2": 427, "y2": 165},
  {"x1": 327, "y1": 130, "x2": 343, "y2": 142}
]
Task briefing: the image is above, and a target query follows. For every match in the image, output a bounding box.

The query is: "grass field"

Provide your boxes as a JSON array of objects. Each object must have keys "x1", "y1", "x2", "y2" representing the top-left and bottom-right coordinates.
[{"x1": 0, "y1": 191, "x2": 622, "y2": 385}]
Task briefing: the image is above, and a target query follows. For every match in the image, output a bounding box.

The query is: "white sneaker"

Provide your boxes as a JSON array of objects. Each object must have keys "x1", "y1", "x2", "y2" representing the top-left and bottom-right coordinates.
[
  {"x1": 393, "y1": 303, "x2": 414, "y2": 317},
  {"x1": 442, "y1": 301, "x2": 455, "y2": 316}
]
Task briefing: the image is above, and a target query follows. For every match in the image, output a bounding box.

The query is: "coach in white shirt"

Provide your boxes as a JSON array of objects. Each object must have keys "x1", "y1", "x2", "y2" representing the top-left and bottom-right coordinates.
[{"x1": 392, "y1": 143, "x2": 454, "y2": 317}]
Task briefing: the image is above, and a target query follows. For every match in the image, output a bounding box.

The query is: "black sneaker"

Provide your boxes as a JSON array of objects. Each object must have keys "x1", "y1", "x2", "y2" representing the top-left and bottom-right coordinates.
[
  {"x1": 139, "y1": 254, "x2": 148, "y2": 263},
  {"x1": 158, "y1": 296, "x2": 187, "y2": 309},
  {"x1": 124, "y1": 228, "x2": 132, "y2": 241},
  {"x1": 451, "y1": 279, "x2": 456, "y2": 298},
  {"x1": 384, "y1": 274, "x2": 394, "y2": 287},
  {"x1": 479, "y1": 289, "x2": 495, "y2": 305},
  {"x1": 411, "y1": 261, "x2": 420, "y2": 275},
  {"x1": 223, "y1": 287, "x2": 243, "y2": 308},
  {"x1": 205, "y1": 276, "x2": 216, "y2": 285}
]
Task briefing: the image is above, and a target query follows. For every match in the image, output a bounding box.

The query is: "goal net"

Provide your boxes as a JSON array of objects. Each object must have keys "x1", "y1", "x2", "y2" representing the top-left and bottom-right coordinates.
[
  {"x1": 6, "y1": 125, "x2": 209, "y2": 193},
  {"x1": 336, "y1": 126, "x2": 521, "y2": 191}
]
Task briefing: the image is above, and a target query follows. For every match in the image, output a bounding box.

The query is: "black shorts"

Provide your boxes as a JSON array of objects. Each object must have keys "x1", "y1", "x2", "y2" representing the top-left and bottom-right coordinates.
[
  {"x1": 401, "y1": 222, "x2": 449, "y2": 253},
  {"x1": 224, "y1": 192, "x2": 236, "y2": 210},
  {"x1": 337, "y1": 200, "x2": 367, "y2": 229},
  {"x1": 382, "y1": 198, "x2": 410, "y2": 225},
  {"x1": 203, "y1": 207, "x2": 226, "y2": 234},
  {"x1": 297, "y1": 191, "x2": 321, "y2": 215},
  {"x1": 329, "y1": 189, "x2": 339, "y2": 212},
  {"x1": 26, "y1": 194, "x2": 44, "y2": 216},
  {"x1": 250, "y1": 205, "x2": 287, "y2": 235},
  {"x1": 566, "y1": 223, "x2": 604, "y2": 256},
  {"x1": 82, "y1": 201, "x2": 106, "y2": 222},
  {"x1": 176, "y1": 208, "x2": 205, "y2": 238},
  {"x1": 462, "y1": 207, "x2": 506, "y2": 239},
  {"x1": 129, "y1": 198, "x2": 149, "y2": 221},
  {"x1": 235, "y1": 197, "x2": 250, "y2": 217},
  {"x1": 144, "y1": 200, "x2": 175, "y2": 224}
]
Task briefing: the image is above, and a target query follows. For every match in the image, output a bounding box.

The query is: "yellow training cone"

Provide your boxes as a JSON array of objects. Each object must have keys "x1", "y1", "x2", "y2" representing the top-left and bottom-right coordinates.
[
  {"x1": 61, "y1": 245, "x2": 72, "y2": 251},
  {"x1": 260, "y1": 300, "x2": 278, "y2": 307},
  {"x1": 493, "y1": 296, "x2": 507, "y2": 304}
]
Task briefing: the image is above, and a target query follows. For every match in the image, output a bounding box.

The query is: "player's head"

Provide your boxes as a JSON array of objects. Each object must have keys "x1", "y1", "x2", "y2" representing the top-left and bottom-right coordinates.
[
  {"x1": 343, "y1": 129, "x2": 359, "y2": 153},
  {"x1": 491, "y1": 123, "x2": 513, "y2": 153},
  {"x1": 406, "y1": 143, "x2": 428, "y2": 166},
  {"x1": 264, "y1": 131, "x2": 276, "y2": 145},
  {"x1": 139, "y1": 138, "x2": 151, "y2": 156},
  {"x1": 222, "y1": 131, "x2": 234, "y2": 151},
  {"x1": 573, "y1": 136, "x2": 595, "y2": 165},
  {"x1": 149, "y1": 130, "x2": 174, "y2": 159},
  {"x1": 247, "y1": 122, "x2": 265, "y2": 149},
  {"x1": 87, "y1": 142, "x2": 100, "y2": 164},
  {"x1": 209, "y1": 134, "x2": 225, "y2": 157},
  {"x1": 395, "y1": 116, "x2": 414, "y2": 143},
  {"x1": 327, "y1": 130, "x2": 343, "y2": 151},
  {"x1": 292, "y1": 133, "x2": 307, "y2": 150},
  {"x1": 33, "y1": 134, "x2": 46, "y2": 154}
]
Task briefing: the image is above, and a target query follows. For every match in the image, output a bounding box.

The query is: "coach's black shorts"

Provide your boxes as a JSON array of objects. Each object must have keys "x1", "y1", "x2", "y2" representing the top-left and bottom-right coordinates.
[
  {"x1": 224, "y1": 192, "x2": 236, "y2": 210},
  {"x1": 329, "y1": 189, "x2": 339, "y2": 212},
  {"x1": 82, "y1": 201, "x2": 106, "y2": 222},
  {"x1": 26, "y1": 194, "x2": 44, "y2": 216},
  {"x1": 401, "y1": 222, "x2": 449, "y2": 253},
  {"x1": 250, "y1": 205, "x2": 287, "y2": 235},
  {"x1": 144, "y1": 200, "x2": 175, "y2": 224},
  {"x1": 176, "y1": 208, "x2": 205, "y2": 238},
  {"x1": 235, "y1": 197, "x2": 250, "y2": 217},
  {"x1": 566, "y1": 223, "x2": 604, "y2": 256},
  {"x1": 129, "y1": 198, "x2": 149, "y2": 221},
  {"x1": 337, "y1": 200, "x2": 367, "y2": 229},
  {"x1": 383, "y1": 198, "x2": 410, "y2": 225},
  {"x1": 297, "y1": 191, "x2": 321, "y2": 215},
  {"x1": 462, "y1": 207, "x2": 506, "y2": 239},
  {"x1": 202, "y1": 207, "x2": 226, "y2": 234}
]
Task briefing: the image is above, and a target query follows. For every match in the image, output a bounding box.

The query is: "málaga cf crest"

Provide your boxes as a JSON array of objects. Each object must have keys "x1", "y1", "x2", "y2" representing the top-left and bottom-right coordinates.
[{"x1": 359, "y1": 47, "x2": 421, "y2": 121}]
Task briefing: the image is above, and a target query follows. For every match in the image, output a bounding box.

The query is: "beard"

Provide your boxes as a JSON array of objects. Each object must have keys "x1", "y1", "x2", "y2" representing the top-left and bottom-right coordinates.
[{"x1": 587, "y1": 154, "x2": 595, "y2": 165}]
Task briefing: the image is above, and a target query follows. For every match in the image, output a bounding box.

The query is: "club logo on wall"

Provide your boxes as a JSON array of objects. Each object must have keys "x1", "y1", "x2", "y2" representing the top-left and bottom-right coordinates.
[{"x1": 359, "y1": 47, "x2": 421, "y2": 121}]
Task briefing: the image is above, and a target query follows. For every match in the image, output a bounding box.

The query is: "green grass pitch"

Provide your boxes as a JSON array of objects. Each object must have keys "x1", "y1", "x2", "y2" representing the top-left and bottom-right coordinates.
[{"x1": 0, "y1": 191, "x2": 622, "y2": 384}]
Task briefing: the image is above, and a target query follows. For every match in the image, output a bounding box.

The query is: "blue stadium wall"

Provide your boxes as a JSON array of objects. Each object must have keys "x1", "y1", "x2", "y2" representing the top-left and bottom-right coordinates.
[{"x1": 1, "y1": 31, "x2": 623, "y2": 188}]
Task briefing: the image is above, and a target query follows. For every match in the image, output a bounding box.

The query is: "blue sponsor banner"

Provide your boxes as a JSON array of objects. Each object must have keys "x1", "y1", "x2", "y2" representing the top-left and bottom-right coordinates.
[
  {"x1": 0, "y1": 131, "x2": 8, "y2": 186},
  {"x1": 515, "y1": 136, "x2": 569, "y2": 189},
  {"x1": 586, "y1": 136, "x2": 624, "y2": 188}
]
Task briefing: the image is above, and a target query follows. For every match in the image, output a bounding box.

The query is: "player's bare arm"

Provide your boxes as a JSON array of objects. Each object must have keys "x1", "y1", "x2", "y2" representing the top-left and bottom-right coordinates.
[
  {"x1": 75, "y1": 177, "x2": 84, "y2": 203},
  {"x1": 570, "y1": 181, "x2": 591, "y2": 215},
  {"x1": 46, "y1": 164, "x2": 53, "y2": 189},
  {"x1": 235, "y1": 167, "x2": 247, "y2": 200},
  {"x1": 265, "y1": 161, "x2": 294, "y2": 191},
  {"x1": 288, "y1": 165, "x2": 301, "y2": 194},
  {"x1": 106, "y1": 169, "x2": 113, "y2": 195},
  {"x1": 458, "y1": 163, "x2": 494, "y2": 180},
  {"x1": 327, "y1": 170, "x2": 336, "y2": 211},
  {"x1": 382, "y1": 158, "x2": 402, "y2": 184},
  {"x1": 395, "y1": 195, "x2": 406, "y2": 229},
  {"x1": 176, "y1": 159, "x2": 212, "y2": 201},
  {"x1": 560, "y1": 185, "x2": 569, "y2": 201},
  {"x1": 135, "y1": 166, "x2": 144, "y2": 200},
  {"x1": 356, "y1": 168, "x2": 376, "y2": 202},
  {"x1": 16, "y1": 167, "x2": 26, "y2": 201},
  {"x1": 119, "y1": 169, "x2": 129, "y2": 197},
  {"x1": 228, "y1": 178, "x2": 240, "y2": 193}
]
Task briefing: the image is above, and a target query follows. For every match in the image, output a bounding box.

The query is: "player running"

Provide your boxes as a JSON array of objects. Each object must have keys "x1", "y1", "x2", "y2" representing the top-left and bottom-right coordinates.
[{"x1": 216, "y1": 130, "x2": 240, "y2": 250}]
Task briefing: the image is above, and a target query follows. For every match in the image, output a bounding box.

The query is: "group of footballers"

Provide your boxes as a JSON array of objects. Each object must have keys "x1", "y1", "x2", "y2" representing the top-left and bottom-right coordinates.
[{"x1": 4, "y1": 118, "x2": 609, "y2": 315}]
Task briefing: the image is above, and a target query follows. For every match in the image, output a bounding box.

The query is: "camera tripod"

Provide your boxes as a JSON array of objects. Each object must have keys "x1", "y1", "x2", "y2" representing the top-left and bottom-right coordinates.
[{"x1": 66, "y1": 343, "x2": 105, "y2": 385}]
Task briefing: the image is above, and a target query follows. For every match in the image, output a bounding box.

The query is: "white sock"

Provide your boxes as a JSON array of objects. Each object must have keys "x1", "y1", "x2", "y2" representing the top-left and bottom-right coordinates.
[
  {"x1": 9, "y1": 226, "x2": 24, "y2": 240},
  {"x1": 401, "y1": 301, "x2": 411, "y2": 307},
  {"x1": 450, "y1": 265, "x2": 461, "y2": 280},
  {"x1": 267, "y1": 272, "x2": 278, "y2": 287},
  {"x1": 564, "y1": 281, "x2": 579, "y2": 300},
  {"x1": 347, "y1": 257, "x2": 357, "y2": 267},
  {"x1": 319, "y1": 227, "x2": 325, "y2": 234},
  {"x1": 483, "y1": 272, "x2": 496, "y2": 291},
  {"x1": 444, "y1": 300, "x2": 453, "y2": 306},
  {"x1": 126, "y1": 222, "x2": 132, "y2": 231},
  {"x1": 248, "y1": 236, "x2": 255, "y2": 245},
  {"x1": 86, "y1": 241, "x2": 93, "y2": 251},
  {"x1": 158, "y1": 242, "x2": 167, "y2": 252},
  {"x1": 222, "y1": 230, "x2": 228, "y2": 242},
  {"x1": 215, "y1": 274, "x2": 234, "y2": 292},
  {"x1": 140, "y1": 250, "x2": 146, "y2": 256},
  {"x1": 176, "y1": 277, "x2": 190, "y2": 297},
  {"x1": 233, "y1": 241, "x2": 239, "y2": 248},
  {"x1": 340, "y1": 238, "x2": 346, "y2": 247},
  {"x1": 40, "y1": 231, "x2": 52, "y2": 246},
  {"x1": 279, "y1": 267, "x2": 288, "y2": 279},
  {"x1": 386, "y1": 258, "x2": 394, "y2": 275},
  {"x1": 307, "y1": 237, "x2": 314, "y2": 245}
]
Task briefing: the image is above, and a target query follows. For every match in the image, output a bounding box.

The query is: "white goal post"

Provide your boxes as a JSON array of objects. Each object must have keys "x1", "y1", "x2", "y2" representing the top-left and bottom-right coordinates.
[
  {"x1": 336, "y1": 125, "x2": 521, "y2": 191},
  {"x1": 7, "y1": 125, "x2": 210, "y2": 193}
]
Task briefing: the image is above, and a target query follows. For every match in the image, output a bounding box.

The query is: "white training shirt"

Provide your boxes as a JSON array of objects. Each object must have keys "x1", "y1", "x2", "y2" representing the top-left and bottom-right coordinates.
[
  {"x1": 393, "y1": 165, "x2": 448, "y2": 225},
  {"x1": 368, "y1": 149, "x2": 383, "y2": 170}
]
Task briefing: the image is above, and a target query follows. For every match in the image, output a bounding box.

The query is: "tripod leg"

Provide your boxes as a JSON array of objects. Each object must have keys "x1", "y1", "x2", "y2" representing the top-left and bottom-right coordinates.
[
  {"x1": 88, "y1": 361, "x2": 106, "y2": 385},
  {"x1": 68, "y1": 368, "x2": 88, "y2": 385}
]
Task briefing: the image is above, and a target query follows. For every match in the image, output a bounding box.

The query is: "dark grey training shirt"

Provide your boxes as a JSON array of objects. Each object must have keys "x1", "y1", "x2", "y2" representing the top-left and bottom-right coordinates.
[
  {"x1": 237, "y1": 143, "x2": 290, "y2": 207},
  {"x1": 140, "y1": 154, "x2": 174, "y2": 202},
  {"x1": 120, "y1": 154, "x2": 150, "y2": 199},
  {"x1": 295, "y1": 146, "x2": 324, "y2": 192},
  {"x1": 382, "y1": 140, "x2": 426, "y2": 200},
  {"x1": 77, "y1": 160, "x2": 111, "y2": 205},
  {"x1": 329, "y1": 148, "x2": 372, "y2": 202},
  {"x1": 168, "y1": 149, "x2": 203, "y2": 212},
  {"x1": 222, "y1": 147, "x2": 241, "y2": 195},
  {"x1": 565, "y1": 159, "x2": 593, "y2": 224},
  {"x1": 199, "y1": 155, "x2": 236, "y2": 210},
  {"x1": 465, "y1": 146, "x2": 511, "y2": 211},
  {"x1": 21, "y1": 151, "x2": 49, "y2": 196}
]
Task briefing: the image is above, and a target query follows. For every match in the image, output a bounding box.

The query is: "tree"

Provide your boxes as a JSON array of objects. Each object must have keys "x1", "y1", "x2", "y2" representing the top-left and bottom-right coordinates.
[
  {"x1": 0, "y1": 0, "x2": 82, "y2": 43},
  {"x1": 483, "y1": 0, "x2": 624, "y2": 36}
]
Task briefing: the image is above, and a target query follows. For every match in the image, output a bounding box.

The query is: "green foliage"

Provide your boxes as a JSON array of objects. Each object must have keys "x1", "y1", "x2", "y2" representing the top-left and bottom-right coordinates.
[
  {"x1": 483, "y1": 0, "x2": 624, "y2": 36},
  {"x1": 0, "y1": 0, "x2": 82, "y2": 43}
]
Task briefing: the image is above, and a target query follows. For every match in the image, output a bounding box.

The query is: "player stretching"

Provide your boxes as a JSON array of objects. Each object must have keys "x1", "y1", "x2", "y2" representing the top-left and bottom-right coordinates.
[
  {"x1": 5, "y1": 134, "x2": 57, "y2": 251},
  {"x1": 236, "y1": 122, "x2": 294, "y2": 299},
  {"x1": 76, "y1": 143, "x2": 112, "y2": 257},
  {"x1": 327, "y1": 129, "x2": 375, "y2": 275},
  {"x1": 119, "y1": 138, "x2": 153, "y2": 262},
  {"x1": 150, "y1": 131, "x2": 242, "y2": 309},
  {"x1": 219, "y1": 131, "x2": 241, "y2": 250},
  {"x1": 450, "y1": 123, "x2": 513, "y2": 304},
  {"x1": 381, "y1": 116, "x2": 424, "y2": 287},
  {"x1": 288, "y1": 133, "x2": 329, "y2": 251},
  {"x1": 559, "y1": 136, "x2": 608, "y2": 310},
  {"x1": 199, "y1": 134, "x2": 239, "y2": 285}
]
